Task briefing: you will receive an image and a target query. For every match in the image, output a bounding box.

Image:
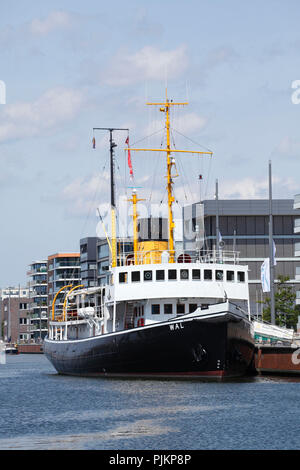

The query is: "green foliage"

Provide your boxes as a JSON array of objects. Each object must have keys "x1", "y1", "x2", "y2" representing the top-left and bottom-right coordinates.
[{"x1": 261, "y1": 275, "x2": 298, "y2": 329}]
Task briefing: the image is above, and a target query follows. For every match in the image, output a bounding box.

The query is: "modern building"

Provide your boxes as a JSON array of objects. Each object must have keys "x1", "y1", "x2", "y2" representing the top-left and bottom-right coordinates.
[
  {"x1": 294, "y1": 194, "x2": 300, "y2": 306},
  {"x1": 96, "y1": 237, "x2": 133, "y2": 286},
  {"x1": 27, "y1": 261, "x2": 48, "y2": 342},
  {"x1": 80, "y1": 237, "x2": 99, "y2": 288},
  {"x1": 47, "y1": 253, "x2": 81, "y2": 316},
  {"x1": 183, "y1": 199, "x2": 300, "y2": 318},
  {"x1": 0, "y1": 289, "x2": 31, "y2": 343}
]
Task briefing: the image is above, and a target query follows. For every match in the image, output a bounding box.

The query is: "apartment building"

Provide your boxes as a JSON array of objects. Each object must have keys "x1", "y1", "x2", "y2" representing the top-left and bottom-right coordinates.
[{"x1": 47, "y1": 253, "x2": 80, "y2": 316}]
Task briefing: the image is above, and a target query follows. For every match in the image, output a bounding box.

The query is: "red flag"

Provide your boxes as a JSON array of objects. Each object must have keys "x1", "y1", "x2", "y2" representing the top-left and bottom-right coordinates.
[{"x1": 125, "y1": 136, "x2": 133, "y2": 178}]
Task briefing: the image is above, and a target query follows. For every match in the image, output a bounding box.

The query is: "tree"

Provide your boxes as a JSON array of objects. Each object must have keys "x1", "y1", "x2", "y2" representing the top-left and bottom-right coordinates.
[{"x1": 261, "y1": 275, "x2": 299, "y2": 330}]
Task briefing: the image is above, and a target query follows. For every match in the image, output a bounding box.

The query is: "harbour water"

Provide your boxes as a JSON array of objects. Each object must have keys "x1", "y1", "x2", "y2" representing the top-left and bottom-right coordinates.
[{"x1": 1, "y1": 354, "x2": 300, "y2": 450}]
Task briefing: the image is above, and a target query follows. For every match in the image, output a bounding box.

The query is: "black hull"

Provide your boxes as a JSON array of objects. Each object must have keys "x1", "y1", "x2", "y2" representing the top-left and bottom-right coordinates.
[{"x1": 44, "y1": 312, "x2": 254, "y2": 379}]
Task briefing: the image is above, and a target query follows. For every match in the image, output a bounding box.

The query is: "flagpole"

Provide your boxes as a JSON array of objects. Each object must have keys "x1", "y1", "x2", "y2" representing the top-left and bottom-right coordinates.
[
  {"x1": 269, "y1": 160, "x2": 275, "y2": 325},
  {"x1": 215, "y1": 179, "x2": 220, "y2": 257}
]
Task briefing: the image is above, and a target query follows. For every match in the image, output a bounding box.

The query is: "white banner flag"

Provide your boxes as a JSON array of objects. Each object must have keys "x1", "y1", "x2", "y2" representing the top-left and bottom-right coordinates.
[{"x1": 261, "y1": 258, "x2": 270, "y2": 293}]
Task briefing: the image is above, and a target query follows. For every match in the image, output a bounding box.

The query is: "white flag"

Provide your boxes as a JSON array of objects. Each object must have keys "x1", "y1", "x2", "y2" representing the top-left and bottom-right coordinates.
[{"x1": 261, "y1": 258, "x2": 270, "y2": 293}]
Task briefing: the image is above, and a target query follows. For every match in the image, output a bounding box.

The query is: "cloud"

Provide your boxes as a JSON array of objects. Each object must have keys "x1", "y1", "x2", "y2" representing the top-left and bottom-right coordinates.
[
  {"x1": 29, "y1": 11, "x2": 74, "y2": 35},
  {"x1": 103, "y1": 45, "x2": 188, "y2": 86},
  {"x1": 0, "y1": 87, "x2": 84, "y2": 143},
  {"x1": 220, "y1": 176, "x2": 298, "y2": 199},
  {"x1": 275, "y1": 136, "x2": 300, "y2": 159}
]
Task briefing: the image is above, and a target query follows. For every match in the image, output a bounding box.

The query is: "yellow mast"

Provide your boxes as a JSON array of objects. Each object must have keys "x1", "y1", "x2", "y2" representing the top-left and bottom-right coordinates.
[
  {"x1": 126, "y1": 89, "x2": 213, "y2": 263},
  {"x1": 128, "y1": 189, "x2": 145, "y2": 265}
]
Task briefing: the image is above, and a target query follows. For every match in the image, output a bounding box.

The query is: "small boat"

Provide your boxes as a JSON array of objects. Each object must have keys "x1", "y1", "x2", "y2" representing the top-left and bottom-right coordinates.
[{"x1": 5, "y1": 343, "x2": 19, "y2": 354}]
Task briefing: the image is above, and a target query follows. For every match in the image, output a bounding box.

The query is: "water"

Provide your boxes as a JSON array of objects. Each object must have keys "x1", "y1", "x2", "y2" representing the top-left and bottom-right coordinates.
[{"x1": 0, "y1": 354, "x2": 300, "y2": 450}]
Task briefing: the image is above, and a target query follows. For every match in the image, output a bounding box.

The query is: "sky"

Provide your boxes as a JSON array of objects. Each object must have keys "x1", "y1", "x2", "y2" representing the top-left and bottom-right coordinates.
[{"x1": 1, "y1": 0, "x2": 300, "y2": 286}]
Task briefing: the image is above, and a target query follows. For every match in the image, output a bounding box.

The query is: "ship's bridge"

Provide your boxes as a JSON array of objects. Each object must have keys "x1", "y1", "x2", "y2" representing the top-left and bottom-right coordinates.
[{"x1": 110, "y1": 251, "x2": 249, "y2": 303}]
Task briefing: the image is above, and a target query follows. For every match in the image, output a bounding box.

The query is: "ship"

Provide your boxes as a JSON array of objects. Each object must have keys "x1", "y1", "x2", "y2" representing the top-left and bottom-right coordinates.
[{"x1": 44, "y1": 90, "x2": 255, "y2": 379}]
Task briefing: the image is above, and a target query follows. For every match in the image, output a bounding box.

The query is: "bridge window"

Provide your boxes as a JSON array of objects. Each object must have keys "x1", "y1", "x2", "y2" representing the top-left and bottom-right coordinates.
[
  {"x1": 132, "y1": 271, "x2": 140, "y2": 282},
  {"x1": 168, "y1": 269, "x2": 177, "y2": 280},
  {"x1": 164, "y1": 304, "x2": 173, "y2": 314},
  {"x1": 216, "y1": 270, "x2": 224, "y2": 281},
  {"x1": 237, "y1": 271, "x2": 245, "y2": 282},
  {"x1": 192, "y1": 269, "x2": 201, "y2": 280},
  {"x1": 119, "y1": 272, "x2": 128, "y2": 283},
  {"x1": 180, "y1": 269, "x2": 189, "y2": 280},
  {"x1": 152, "y1": 304, "x2": 160, "y2": 315},
  {"x1": 177, "y1": 304, "x2": 185, "y2": 314},
  {"x1": 156, "y1": 270, "x2": 165, "y2": 281},
  {"x1": 189, "y1": 304, "x2": 198, "y2": 313},
  {"x1": 144, "y1": 270, "x2": 152, "y2": 281},
  {"x1": 227, "y1": 271, "x2": 235, "y2": 282},
  {"x1": 204, "y1": 269, "x2": 212, "y2": 280}
]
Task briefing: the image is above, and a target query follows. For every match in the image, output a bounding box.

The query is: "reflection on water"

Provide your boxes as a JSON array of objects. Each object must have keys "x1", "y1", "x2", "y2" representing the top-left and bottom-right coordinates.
[
  {"x1": 1, "y1": 354, "x2": 300, "y2": 450},
  {"x1": 0, "y1": 418, "x2": 177, "y2": 450}
]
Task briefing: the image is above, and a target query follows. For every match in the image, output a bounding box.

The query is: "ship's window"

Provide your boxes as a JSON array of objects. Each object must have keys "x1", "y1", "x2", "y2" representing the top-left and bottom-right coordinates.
[
  {"x1": 180, "y1": 269, "x2": 189, "y2": 280},
  {"x1": 164, "y1": 304, "x2": 173, "y2": 314},
  {"x1": 152, "y1": 304, "x2": 160, "y2": 315},
  {"x1": 177, "y1": 304, "x2": 185, "y2": 314},
  {"x1": 192, "y1": 269, "x2": 201, "y2": 280},
  {"x1": 156, "y1": 270, "x2": 165, "y2": 281},
  {"x1": 189, "y1": 304, "x2": 198, "y2": 313},
  {"x1": 132, "y1": 271, "x2": 140, "y2": 282},
  {"x1": 144, "y1": 270, "x2": 152, "y2": 281},
  {"x1": 227, "y1": 271, "x2": 235, "y2": 282},
  {"x1": 168, "y1": 269, "x2": 177, "y2": 280},
  {"x1": 237, "y1": 271, "x2": 245, "y2": 282},
  {"x1": 204, "y1": 269, "x2": 212, "y2": 280},
  {"x1": 216, "y1": 270, "x2": 224, "y2": 281},
  {"x1": 119, "y1": 272, "x2": 127, "y2": 283}
]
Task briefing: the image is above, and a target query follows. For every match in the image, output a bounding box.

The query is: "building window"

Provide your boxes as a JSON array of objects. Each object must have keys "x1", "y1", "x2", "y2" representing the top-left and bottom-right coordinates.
[
  {"x1": 238, "y1": 271, "x2": 245, "y2": 282},
  {"x1": 168, "y1": 269, "x2": 177, "y2": 280},
  {"x1": 19, "y1": 303, "x2": 28, "y2": 310},
  {"x1": 177, "y1": 304, "x2": 185, "y2": 314},
  {"x1": 204, "y1": 270, "x2": 212, "y2": 280},
  {"x1": 156, "y1": 270, "x2": 165, "y2": 281},
  {"x1": 152, "y1": 304, "x2": 160, "y2": 315},
  {"x1": 180, "y1": 269, "x2": 189, "y2": 280},
  {"x1": 119, "y1": 272, "x2": 127, "y2": 283},
  {"x1": 164, "y1": 304, "x2": 173, "y2": 314},
  {"x1": 189, "y1": 304, "x2": 198, "y2": 313},
  {"x1": 144, "y1": 270, "x2": 152, "y2": 281},
  {"x1": 192, "y1": 269, "x2": 200, "y2": 280},
  {"x1": 227, "y1": 271, "x2": 235, "y2": 282},
  {"x1": 216, "y1": 270, "x2": 224, "y2": 281},
  {"x1": 132, "y1": 271, "x2": 141, "y2": 282}
]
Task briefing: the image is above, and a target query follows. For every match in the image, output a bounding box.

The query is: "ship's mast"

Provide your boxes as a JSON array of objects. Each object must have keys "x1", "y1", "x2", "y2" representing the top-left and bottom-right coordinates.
[
  {"x1": 93, "y1": 127, "x2": 129, "y2": 268},
  {"x1": 128, "y1": 189, "x2": 145, "y2": 265},
  {"x1": 126, "y1": 90, "x2": 213, "y2": 263}
]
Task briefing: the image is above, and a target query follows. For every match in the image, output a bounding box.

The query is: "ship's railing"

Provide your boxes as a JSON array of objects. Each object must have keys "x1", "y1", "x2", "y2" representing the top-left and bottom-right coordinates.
[{"x1": 116, "y1": 249, "x2": 240, "y2": 266}]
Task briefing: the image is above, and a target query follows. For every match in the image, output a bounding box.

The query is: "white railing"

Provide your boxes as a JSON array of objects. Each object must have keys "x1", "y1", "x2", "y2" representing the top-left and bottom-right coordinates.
[{"x1": 116, "y1": 249, "x2": 240, "y2": 267}]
